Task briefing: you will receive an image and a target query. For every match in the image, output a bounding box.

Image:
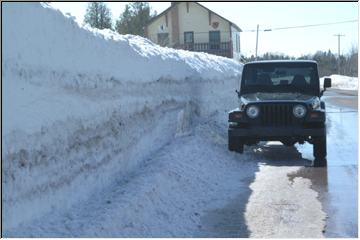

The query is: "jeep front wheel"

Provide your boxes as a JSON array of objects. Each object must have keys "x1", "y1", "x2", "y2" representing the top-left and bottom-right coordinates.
[{"x1": 313, "y1": 136, "x2": 327, "y2": 167}]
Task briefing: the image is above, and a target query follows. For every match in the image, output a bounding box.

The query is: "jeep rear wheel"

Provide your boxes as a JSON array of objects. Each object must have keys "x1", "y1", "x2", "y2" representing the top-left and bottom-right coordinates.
[
  {"x1": 228, "y1": 136, "x2": 244, "y2": 153},
  {"x1": 228, "y1": 136, "x2": 236, "y2": 151},
  {"x1": 313, "y1": 136, "x2": 327, "y2": 167}
]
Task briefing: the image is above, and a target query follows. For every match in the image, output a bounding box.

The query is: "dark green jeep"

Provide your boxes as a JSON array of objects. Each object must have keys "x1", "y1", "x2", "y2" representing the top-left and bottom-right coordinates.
[{"x1": 228, "y1": 60, "x2": 331, "y2": 167}]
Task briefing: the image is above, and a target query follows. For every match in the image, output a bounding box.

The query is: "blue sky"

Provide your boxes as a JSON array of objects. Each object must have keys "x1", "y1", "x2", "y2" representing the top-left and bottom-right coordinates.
[{"x1": 50, "y1": 2, "x2": 358, "y2": 57}]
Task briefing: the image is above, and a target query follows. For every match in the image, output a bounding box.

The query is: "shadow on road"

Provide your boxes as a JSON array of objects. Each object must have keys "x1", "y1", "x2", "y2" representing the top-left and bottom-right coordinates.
[{"x1": 250, "y1": 142, "x2": 313, "y2": 167}]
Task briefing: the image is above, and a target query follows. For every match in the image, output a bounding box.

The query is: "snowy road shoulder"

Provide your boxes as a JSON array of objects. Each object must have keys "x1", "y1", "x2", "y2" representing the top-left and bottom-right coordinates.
[{"x1": 6, "y1": 120, "x2": 258, "y2": 237}]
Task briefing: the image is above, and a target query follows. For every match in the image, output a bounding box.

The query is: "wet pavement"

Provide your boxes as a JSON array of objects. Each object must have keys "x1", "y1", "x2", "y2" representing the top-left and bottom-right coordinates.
[{"x1": 293, "y1": 89, "x2": 358, "y2": 237}]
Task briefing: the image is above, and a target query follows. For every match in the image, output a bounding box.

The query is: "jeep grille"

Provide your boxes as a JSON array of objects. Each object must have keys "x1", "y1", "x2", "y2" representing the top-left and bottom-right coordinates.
[{"x1": 260, "y1": 104, "x2": 298, "y2": 126}]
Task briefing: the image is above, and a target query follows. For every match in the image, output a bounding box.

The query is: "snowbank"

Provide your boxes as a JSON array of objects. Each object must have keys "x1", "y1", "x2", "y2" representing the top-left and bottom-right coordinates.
[
  {"x1": 2, "y1": 2, "x2": 242, "y2": 231},
  {"x1": 321, "y1": 75, "x2": 358, "y2": 91}
]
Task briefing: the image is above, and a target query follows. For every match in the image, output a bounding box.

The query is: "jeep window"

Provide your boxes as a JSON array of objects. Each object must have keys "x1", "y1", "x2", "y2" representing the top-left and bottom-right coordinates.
[{"x1": 241, "y1": 63, "x2": 320, "y2": 96}]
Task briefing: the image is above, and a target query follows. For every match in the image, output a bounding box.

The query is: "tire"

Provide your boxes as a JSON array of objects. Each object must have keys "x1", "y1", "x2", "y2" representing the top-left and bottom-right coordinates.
[
  {"x1": 313, "y1": 136, "x2": 327, "y2": 167},
  {"x1": 228, "y1": 135, "x2": 236, "y2": 151},
  {"x1": 235, "y1": 143, "x2": 244, "y2": 154},
  {"x1": 228, "y1": 136, "x2": 244, "y2": 153}
]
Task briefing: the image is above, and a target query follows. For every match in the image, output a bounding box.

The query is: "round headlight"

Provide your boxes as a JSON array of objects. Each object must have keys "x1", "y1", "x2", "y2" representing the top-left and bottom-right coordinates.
[
  {"x1": 311, "y1": 98, "x2": 321, "y2": 110},
  {"x1": 293, "y1": 105, "x2": 307, "y2": 118},
  {"x1": 246, "y1": 105, "x2": 260, "y2": 118}
]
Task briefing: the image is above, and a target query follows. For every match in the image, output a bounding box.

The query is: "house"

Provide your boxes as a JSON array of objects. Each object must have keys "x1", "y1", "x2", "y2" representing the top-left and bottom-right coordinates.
[{"x1": 145, "y1": 2, "x2": 242, "y2": 60}]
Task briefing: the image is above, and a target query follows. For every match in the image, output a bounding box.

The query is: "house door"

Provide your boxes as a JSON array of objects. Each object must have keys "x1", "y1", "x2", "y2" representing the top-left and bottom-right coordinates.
[
  {"x1": 209, "y1": 31, "x2": 220, "y2": 50},
  {"x1": 184, "y1": 31, "x2": 194, "y2": 50}
]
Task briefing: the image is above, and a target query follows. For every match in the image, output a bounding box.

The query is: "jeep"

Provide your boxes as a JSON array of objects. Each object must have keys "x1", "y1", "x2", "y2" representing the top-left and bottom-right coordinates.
[{"x1": 228, "y1": 60, "x2": 331, "y2": 167}]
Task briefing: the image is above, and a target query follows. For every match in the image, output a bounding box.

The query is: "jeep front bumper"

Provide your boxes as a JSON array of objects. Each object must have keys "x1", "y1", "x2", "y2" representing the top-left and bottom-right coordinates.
[{"x1": 228, "y1": 126, "x2": 326, "y2": 138}]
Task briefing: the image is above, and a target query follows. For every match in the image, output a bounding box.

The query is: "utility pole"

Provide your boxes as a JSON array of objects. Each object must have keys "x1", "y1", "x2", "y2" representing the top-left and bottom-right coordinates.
[
  {"x1": 334, "y1": 34, "x2": 345, "y2": 74},
  {"x1": 255, "y1": 24, "x2": 259, "y2": 60}
]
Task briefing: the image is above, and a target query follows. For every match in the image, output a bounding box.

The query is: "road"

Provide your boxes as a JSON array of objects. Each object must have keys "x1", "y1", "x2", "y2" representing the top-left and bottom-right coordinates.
[
  {"x1": 7, "y1": 88, "x2": 357, "y2": 237},
  {"x1": 297, "y1": 88, "x2": 358, "y2": 237}
]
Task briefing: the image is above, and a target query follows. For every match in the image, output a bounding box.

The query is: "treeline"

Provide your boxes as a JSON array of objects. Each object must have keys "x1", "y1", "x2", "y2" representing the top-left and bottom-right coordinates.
[
  {"x1": 83, "y1": 2, "x2": 156, "y2": 37},
  {"x1": 242, "y1": 48, "x2": 358, "y2": 77}
]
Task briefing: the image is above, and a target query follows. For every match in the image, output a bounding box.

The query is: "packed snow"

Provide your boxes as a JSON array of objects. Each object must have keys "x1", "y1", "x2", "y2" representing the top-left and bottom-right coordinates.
[
  {"x1": 321, "y1": 74, "x2": 358, "y2": 90},
  {"x1": 2, "y1": 2, "x2": 242, "y2": 232}
]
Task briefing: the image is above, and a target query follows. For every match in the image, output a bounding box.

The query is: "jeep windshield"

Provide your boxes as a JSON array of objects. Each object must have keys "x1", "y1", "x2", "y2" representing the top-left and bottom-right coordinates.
[{"x1": 240, "y1": 62, "x2": 320, "y2": 96}]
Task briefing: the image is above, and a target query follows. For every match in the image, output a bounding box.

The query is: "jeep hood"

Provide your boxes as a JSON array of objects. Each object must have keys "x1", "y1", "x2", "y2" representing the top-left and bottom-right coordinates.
[{"x1": 241, "y1": 92, "x2": 314, "y2": 102}]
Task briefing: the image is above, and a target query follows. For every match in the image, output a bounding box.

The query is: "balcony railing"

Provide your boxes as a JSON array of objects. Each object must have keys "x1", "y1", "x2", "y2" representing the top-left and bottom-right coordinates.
[{"x1": 178, "y1": 42, "x2": 232, "y2": 58}]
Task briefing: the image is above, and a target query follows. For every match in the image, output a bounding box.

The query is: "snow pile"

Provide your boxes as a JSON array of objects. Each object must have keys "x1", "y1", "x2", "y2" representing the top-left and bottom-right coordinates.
[
  {"x1": 2, "y1": 2, "x2": 242, "y2": 232},
  {"x1": 321, "y1": 75, "x2": 358, "y2": 90}
]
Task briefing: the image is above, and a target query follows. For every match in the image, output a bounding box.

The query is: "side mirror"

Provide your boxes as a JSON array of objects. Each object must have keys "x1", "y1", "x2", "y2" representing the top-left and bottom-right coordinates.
[
  {"x1": 324, "y1": 78, "x2": 331, "y2": 89},
  {"x1": 235, "y1": 89, "x2": 241, "y2": 98},
  {"x1": 320, "y1": 78, "x2": 331, "y2": 97}
]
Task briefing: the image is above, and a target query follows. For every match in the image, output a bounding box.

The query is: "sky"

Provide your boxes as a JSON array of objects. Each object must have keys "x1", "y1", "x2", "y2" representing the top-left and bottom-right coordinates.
[{"x1": 49, "y1": 2, "x2": 358, "y2": 57}]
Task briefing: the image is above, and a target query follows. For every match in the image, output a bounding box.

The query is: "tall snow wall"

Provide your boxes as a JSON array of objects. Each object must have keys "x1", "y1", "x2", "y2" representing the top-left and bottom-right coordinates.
[{"x1": 2, "y1": 2, "x2": 243, "y2": 230}]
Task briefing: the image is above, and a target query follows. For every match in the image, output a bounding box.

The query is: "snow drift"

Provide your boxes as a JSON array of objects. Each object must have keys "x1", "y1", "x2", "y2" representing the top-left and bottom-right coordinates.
[{"x1": 2, "y1": 2, "x2": 242, "y2": 231}]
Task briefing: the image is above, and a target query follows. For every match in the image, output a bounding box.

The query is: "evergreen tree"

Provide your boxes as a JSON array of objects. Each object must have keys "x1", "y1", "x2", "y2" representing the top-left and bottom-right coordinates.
[
  {"x1": 115, "y1": 2, "x2": 156, "y2": 36},
  {"x1": 115, "y1": 5, "x2": 132, "y2": 34},
  {"x1": 84, "y1": 2, "x2": 112, "y2": 30}
]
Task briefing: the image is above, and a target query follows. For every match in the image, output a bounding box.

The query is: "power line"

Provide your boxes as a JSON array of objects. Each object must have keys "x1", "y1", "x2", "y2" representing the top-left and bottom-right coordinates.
[
  {"x1": 146, "y1": 19, "x2": 358, "y2": 37},
  {"x1": 242, "y1": 19, "x2": 358, "y2": 32}
]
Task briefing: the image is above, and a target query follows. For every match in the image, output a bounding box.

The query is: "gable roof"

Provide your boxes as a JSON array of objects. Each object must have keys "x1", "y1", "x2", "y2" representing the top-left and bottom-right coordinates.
[{"x1": 146, "y1": 2, "x2": 242, "y2": 32}]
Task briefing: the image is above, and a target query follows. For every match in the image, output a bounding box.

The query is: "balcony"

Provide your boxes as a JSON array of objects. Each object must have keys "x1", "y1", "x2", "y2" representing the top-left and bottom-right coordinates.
[{"x1": 178, "y1": 42, "x2": 232, "y2": 58}]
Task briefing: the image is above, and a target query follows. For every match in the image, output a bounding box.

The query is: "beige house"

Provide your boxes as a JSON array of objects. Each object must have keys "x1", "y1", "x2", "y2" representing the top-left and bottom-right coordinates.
[{"x1": 145, "y1": 2, "x2": 242, "y2": 60}]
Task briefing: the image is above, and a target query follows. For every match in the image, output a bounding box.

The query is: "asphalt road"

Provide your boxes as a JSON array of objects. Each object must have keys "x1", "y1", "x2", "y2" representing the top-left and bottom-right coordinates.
[{"x1": 301, "y1": 88, "x2": 358, "y2": 237}]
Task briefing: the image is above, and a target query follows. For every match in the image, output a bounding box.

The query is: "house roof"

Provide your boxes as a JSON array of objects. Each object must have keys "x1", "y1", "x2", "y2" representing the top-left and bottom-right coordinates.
[{"x1": 146, "y1": 2, "x2": 242, "y2": 32}]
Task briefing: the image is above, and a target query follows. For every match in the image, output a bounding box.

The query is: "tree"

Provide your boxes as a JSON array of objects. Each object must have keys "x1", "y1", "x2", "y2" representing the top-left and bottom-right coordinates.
[
  {"x1": 115, "y1": 2, "x2": 156, "y2": 36},
  {"x1": 115, "y1": 5, "x2": 132, "y2": 34},
  {"x1": 84, "y1": 2, "x2": 112, "y2": 30},
  {"x1": 346, "y1": 45, "x2": 358, "y2": 76}
]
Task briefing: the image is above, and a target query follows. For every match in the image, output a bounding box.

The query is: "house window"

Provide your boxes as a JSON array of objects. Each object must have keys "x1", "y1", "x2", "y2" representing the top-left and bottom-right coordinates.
[
  {"x1": 184, "y1": 32, "x2": 194, "y2": 44},
  {"x1": 209, "y1": 31, "x2": 220, "y2": 50},
  {"x1": 157, "y1": 33, "x2": 169, "y2": 46}
]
